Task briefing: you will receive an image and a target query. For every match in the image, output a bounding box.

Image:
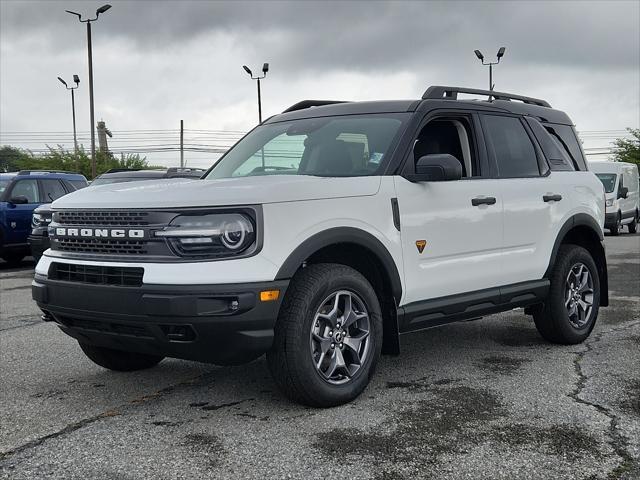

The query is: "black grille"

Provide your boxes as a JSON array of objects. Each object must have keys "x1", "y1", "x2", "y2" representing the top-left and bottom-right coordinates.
[
  {"x1": 57, "y1": 316, "x2": 152, "y2": 338},
  {"x1": 56, "y1": 211, "x2": 150, "y2": 226},
  {"x1": 49, "y1": 262, "x2": 144, "y2": 286},
  {"x1": 55, "y1": 238, "x2": 148, "y2": 255}
]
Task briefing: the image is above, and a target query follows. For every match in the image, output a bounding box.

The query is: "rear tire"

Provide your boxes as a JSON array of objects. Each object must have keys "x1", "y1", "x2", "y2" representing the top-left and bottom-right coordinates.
[
  {"x1": 533, "y1": 245, "x2": 600, "y2": 344},
  {"x1": 267, "y1": 263, "x2": 382, "y2": 407},
  {"x1": 629, "y1": 211, "x2": 638, "y2": 233},
  {"x1": 1, "y1": 252, "x2": 25, "y2": 265},
  {"x1": 610, "y1": 213, "x2": 621, "y2": 236},
  {"x1": 79, "y1": 343, "x2": 164, "y2": 371}
]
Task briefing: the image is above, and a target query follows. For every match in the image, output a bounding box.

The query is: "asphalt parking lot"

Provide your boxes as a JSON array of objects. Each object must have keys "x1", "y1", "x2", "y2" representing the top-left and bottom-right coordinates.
[{"x1": 1, "y1": 234, "x2": 638, "y2": 480}]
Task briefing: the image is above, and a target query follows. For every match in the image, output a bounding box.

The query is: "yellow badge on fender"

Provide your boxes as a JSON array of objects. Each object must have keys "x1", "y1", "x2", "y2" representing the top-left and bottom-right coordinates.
[{"x1": 415, "y1": 240, "x2": 427, "y2": 254}]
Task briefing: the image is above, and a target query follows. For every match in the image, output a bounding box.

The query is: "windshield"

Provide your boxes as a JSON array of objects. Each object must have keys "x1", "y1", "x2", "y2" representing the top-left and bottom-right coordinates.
[
  {"x1": 595, "y1": 173, "x2": 617, "y2": 193},
  {"x1": 205, "y1": 113, "x2": 408, "y2": 179},
  {"x1": 0, "y1": 179, "x2": 9, "y2": 196}
]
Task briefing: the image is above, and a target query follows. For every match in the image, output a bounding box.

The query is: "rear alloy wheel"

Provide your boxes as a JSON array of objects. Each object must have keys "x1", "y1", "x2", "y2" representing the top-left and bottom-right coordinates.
[
  {"x1": 267, "y1": 263, "x2": 382, "y2": 407},
  {"x1": 534, "y1": 245, "x2": 600, "y2": 344}
]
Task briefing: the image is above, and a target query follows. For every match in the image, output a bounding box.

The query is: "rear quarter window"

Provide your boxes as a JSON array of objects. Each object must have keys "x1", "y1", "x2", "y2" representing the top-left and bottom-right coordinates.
[{"x1": 543, "y1": 124, "x2": 588, "y2": 171}]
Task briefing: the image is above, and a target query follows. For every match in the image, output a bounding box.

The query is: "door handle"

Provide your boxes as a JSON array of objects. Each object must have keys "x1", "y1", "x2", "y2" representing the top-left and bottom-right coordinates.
[
  {"x1": 543, "y1": 194, "x2": 562, "y2": 202},
  {"x1": 471, "y1": 196, "x2": 497, "y2": 206}
]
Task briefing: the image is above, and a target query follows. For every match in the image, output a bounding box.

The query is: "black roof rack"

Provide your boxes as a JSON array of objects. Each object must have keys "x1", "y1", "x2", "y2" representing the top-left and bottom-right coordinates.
[
  {"x1": 283, "y1": 100, "x2": 349, "y2": 113},
  {"x1": 17, "y1": 170, "x2": 78, "y2": 175},
  {"x1": 423, "y1": 86, "x2": 551, "y2": 108}
]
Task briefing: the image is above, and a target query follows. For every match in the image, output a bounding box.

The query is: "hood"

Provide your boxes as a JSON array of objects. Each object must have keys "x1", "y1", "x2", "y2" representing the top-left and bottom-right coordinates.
[{"x1": 52, "y1": 175, "x2": 382, "y2": 209}]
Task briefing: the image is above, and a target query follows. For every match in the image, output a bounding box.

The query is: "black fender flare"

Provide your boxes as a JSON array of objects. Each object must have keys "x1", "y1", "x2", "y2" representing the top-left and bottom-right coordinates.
[
  {"x1": 275, "y1": 227, "x2": 403, "y2": 304},
  {"x1": 544, "y1": 213, "x2": 608, "y2": 306}
]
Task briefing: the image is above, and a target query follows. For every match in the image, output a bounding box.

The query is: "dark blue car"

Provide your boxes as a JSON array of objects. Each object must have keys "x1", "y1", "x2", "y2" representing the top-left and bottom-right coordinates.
[{"x1": 0, "y1": 170, "x2": 87, "y2": 264}]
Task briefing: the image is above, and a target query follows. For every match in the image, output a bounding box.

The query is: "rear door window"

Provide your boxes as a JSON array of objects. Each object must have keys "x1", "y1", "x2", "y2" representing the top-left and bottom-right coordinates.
[{"x1": 482, "y1": 115, "x2": 541, "y2": 178}]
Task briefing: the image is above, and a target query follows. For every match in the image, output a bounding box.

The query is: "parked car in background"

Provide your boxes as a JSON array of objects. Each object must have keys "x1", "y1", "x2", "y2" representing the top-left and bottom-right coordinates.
[
  {"x1": 0, "y1": 170, "x2": 87, "y2": 264},
  {"x1": 590, "y1": 161, "x2": 639, "y2": 235},
  {"x1": 91, "y1": 167, "x2": 206, "y2": 186},
  {"x1": 28, "y1": 167, "x2": 205, "y2": 261}
]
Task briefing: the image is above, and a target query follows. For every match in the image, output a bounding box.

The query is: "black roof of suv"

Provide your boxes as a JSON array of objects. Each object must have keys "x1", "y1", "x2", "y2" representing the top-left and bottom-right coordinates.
[{"x1": 271, "y1": 85, "x2": 572, "y2": 126}]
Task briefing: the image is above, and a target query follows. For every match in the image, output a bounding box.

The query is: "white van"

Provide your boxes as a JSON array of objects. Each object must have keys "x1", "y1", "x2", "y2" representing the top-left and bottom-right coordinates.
[{"x1": 590, "y1": 161, "x2": 639, "y2": 234}]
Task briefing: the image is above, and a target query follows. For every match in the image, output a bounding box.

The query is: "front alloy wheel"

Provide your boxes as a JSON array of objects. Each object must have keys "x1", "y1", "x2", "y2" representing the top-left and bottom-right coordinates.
[
  {"x1": 310, "y1": 290, "x2": 371, "y2": 384},
  {"x1": 564, "y1": 263, "x2": 595, "y2": 329}
]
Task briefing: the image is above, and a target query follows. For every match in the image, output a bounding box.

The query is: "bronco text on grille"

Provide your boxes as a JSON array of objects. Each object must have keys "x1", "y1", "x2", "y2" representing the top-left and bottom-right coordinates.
[{"x1": 49, "y1": 210, "x2": 177, "y2": 257}]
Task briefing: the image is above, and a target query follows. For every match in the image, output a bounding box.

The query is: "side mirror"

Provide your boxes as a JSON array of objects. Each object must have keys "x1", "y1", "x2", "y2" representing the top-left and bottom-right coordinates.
[
  {"x1": 9, "y1": 195, "x2": 29, "y2": 205},
  {"x1": 406, "y1": 154, "x2": 463, "y2": 182},
  {"x1": 618, "y1": 186, "x2": 629, "y2": 199}
]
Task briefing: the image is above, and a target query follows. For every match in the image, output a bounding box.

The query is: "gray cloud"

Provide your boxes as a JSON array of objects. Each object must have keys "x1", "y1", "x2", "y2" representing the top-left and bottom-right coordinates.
[{"x1": 1, "y1": 0, "x2": 638, "y2": 168}]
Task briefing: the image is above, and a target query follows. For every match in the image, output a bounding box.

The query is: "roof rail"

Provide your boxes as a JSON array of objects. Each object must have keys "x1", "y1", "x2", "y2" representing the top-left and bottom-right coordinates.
[
  {"x1": 102, "y1": 168, "x2": 145, "y2": 174},
  {"x1": 17, "y1": 170, "x2": 77, "y2": 175},
  {"x1": 283, "y1": 100, "x2": 349, "y2": 113},
  {"x1": 423, "y1": 86, "x2": 551, "y2": 108}
]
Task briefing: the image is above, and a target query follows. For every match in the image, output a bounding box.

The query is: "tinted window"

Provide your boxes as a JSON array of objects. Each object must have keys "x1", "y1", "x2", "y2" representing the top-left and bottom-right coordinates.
[
  {"x1": 41, "y1": 179, "x2": 67, "y2": 202},
  {"x1": 10, "y1": 179, "x2": 39, "y2": 203},
  {"x1": 483, "y1": 115, "x2": 540, "y2": 178},
  {"x1": 595, "y1": 174, "x2": 617, "y2": 193},
  {"x1": 544, "y1": 124, "x2": 587, "y2": 171},
  {"x1": 525, "y1": 118, "x2": 573, "y2": 171},
  {"x1": 67, "y1": 179, "x2": 88, "y2": 190}
]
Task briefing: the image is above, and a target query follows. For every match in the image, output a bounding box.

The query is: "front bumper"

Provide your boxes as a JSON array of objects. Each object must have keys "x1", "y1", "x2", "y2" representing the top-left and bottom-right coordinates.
[{"x1": 32, "y1": 276, "x2": 288, "y2": 365}]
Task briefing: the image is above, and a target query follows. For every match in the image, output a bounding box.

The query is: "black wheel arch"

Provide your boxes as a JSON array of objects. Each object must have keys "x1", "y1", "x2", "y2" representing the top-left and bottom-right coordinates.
[
  {"x1": 544, "y1": 213, "x2": 609, "y2": 307},
  {"x1": 275, "y1": 227, "x2": 403, "y2": 354}
]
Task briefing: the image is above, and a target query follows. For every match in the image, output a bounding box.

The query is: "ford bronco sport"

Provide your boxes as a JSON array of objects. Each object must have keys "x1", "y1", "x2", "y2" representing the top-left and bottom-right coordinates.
[{"x1": 32, "y1": 86, "x2": 608, "y2": 407}]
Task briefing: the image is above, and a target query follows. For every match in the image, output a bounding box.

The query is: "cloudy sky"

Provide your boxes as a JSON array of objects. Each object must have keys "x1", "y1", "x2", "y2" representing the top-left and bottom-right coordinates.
[{"x1": 1, "y1": 0, "x2": 639, "y2": 168}]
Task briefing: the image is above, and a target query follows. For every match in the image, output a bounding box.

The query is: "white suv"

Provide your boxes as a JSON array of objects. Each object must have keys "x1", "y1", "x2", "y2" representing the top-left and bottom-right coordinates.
[{"x1": 33, "y1": 86, "x2": 609, "y2": 407}]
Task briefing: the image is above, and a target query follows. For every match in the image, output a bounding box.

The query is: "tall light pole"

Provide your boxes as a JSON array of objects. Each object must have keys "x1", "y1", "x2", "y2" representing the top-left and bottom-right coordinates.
[
  {"x1": 242, "y1": 63, "x2": 269, "y2": 123},
  {"x1": 57, "y1": 75, "x2": 80, "y2": 154},
  {"x1": 65, "y1": 4, "x2": 112, "y2": 178},
  {"x1": 474, "y1": 47, "x2": 506, "y2": 91}
]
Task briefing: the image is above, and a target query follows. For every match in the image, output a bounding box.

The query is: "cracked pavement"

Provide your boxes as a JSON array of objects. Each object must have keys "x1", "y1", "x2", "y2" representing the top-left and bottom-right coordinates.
[{"x1": 1, "y1": 233, "x2": 638, "y2": 479}]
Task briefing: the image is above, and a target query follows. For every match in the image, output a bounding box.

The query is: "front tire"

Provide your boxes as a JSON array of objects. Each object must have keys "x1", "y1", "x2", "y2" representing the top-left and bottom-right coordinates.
[
  {"x1": 533, "y1": 245, "x2": 600, "y2": 344},
  {"x1": 267, "y1": 264, "x2": 382, "y2": 407},
  {"x1": 79, "y1": 343, "x2": 164, "y2": 371}
]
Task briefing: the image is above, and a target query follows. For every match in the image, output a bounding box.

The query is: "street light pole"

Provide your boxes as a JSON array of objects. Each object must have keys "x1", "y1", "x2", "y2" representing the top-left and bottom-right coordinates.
[
  {"x1": 243, "y1": 63, "x2": 269, "y2": 123},
  {"x1": 57, "y1": 75, "x2": 80, "y2": 154},
  {"x1": 474, "y1": 47, "x2": 506, "y2": 92},
  {"x1": 65, "y1": 4, "x2": 112, "y2": 178}
]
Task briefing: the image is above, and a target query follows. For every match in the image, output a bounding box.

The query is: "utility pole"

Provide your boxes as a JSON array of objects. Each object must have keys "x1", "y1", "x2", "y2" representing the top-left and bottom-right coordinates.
[
  {"x1": 180, "y1": 120, "x2": 184, "y2": 168},
  {"x1": 474, "y1": 47, "x2": 506, "y2": 92},
  {"x1": 66, "y1": 4, "x2": 112, "y2": 178}
]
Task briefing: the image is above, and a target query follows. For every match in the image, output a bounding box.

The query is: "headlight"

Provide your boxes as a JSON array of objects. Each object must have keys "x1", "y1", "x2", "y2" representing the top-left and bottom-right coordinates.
[
  {"x1": 605, "y1": 198, "x2": 614, "y2": 207},
  {"x1": 155, "y1": 213, "x2": 256, "y2": 258},
  {"x1": 32, "y1": 212, "x2": 52, "y2": 228}
]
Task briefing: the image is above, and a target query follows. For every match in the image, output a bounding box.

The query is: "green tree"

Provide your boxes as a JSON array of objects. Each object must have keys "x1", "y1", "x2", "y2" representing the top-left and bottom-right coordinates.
[
  {"x1": 0, "y1": 144, "x2": 157, "y2": 179},
  {"x1": 612, "y1": 128, "x2": 640, "y2": 166}
]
